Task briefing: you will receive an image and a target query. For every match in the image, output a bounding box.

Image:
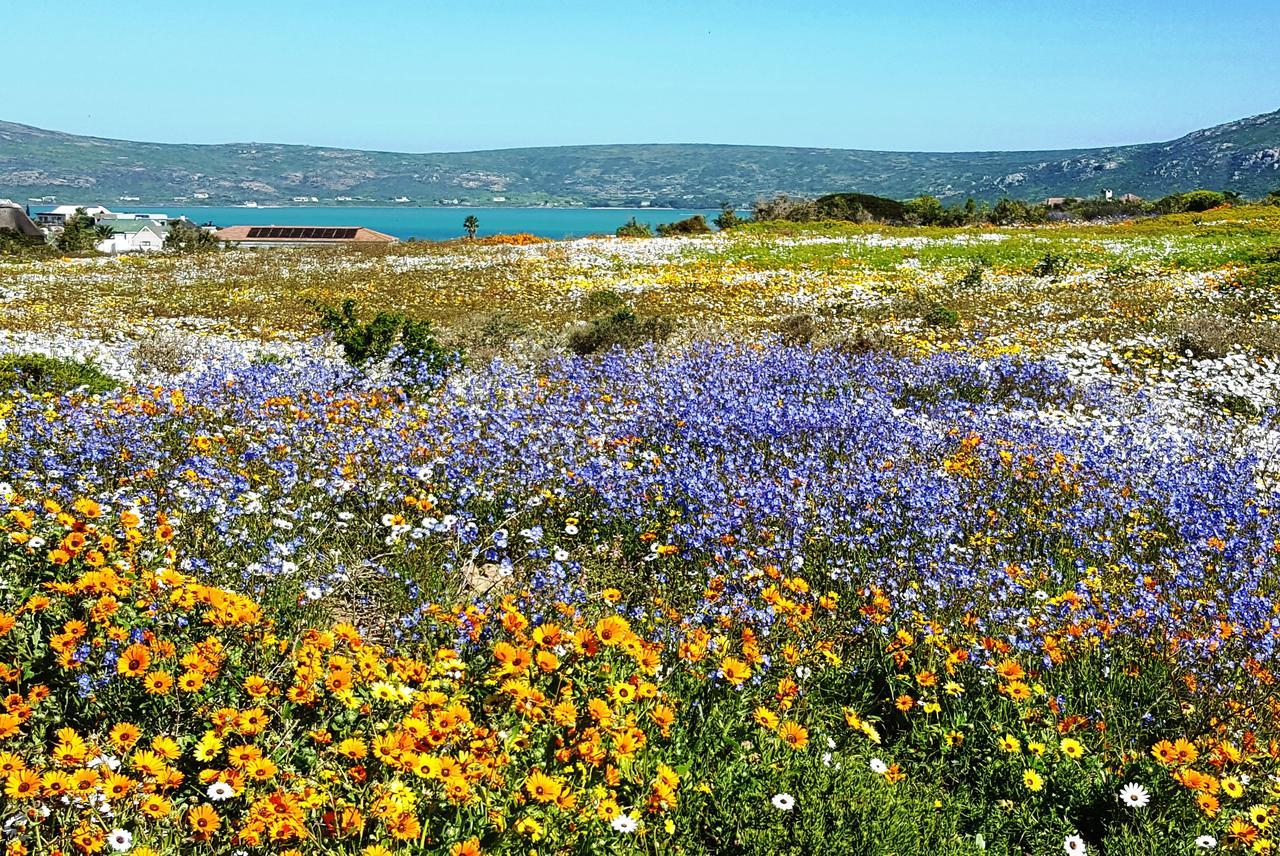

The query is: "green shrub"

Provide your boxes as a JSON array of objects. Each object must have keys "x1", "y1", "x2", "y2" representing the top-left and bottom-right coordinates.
[
  {"x1": 0, "y1": 229, "x2": 53, "y2": 259},
  {"x1": 1031, "y1": 251, "x2": 1070, "y2": 279},
  {"x1": 815, "y1": 193, "x2": 908, "y2": 224},
  {"x1": 922, "y1": 303, "x2": 960, "y2": 328},
  {"x1": 567, "y1": 308, "x2": 673, "y2": 355},
  {"x1": 616, "y1": 217, "x2": 653, "y2": 238},
  {"x1": 317, "y1": 299, "x2": 456, "y2": 371},
  {"x1": 713, "y1": 205, "x2": 744, "y2": 230},
  {"x1": 1153, "y1": 190, "x2": 1227, "y2": 214},
  {"x1": 164, "y1": 220, "x2": 221, "y2": 253},
  {"x1": 656, "y1": 215, "x2": 712, "y2": 237},
  {"x1": 956, "y1": 259, "x2": 987, "y2": 290},
  {"x1": 582, "y1": 289, "x2": 628, "y2": 316},
  {"x1": 0, "y1": 353, "x2": 119, "y2": 395},
  {"x1": 53, "y1": 210, "x2": 103, "y2": 254}
]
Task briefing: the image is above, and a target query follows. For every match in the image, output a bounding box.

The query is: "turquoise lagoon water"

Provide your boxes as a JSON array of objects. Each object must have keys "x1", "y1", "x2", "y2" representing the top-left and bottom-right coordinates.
[{"x1": 94, "y1": 206, "x2": 731, "y2": 242}]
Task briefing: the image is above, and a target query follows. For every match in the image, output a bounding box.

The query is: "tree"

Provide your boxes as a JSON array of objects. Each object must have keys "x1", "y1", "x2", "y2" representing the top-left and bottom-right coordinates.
[
  {"x1": 54, "y1": 209, "x2": 101, "y2": 254},
  {"x1": 164, "y1": 220, "x2": 221, "y2": 253},
  {"x1": 615, "y1": 217, "x2": 652, "y2": 238},
  {"x1": 463, "y1": 215, "x2": 479, "y2": 239},
  {"x1": 713, "y1": 204, "x2": 743, "y2": 231},
  {"x1": 904, "y1": 195, "x2": 946, "y2": 226}
]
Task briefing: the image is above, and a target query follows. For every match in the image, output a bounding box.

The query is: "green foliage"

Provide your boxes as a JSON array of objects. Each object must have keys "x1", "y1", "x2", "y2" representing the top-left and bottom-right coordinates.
[
  {"x1": 923, "y1": 302, "x2": 960, "y2": 328},
  {"x1": 713, "y1": 205, "x2": 744, "y2": 231},
  {"x1": 53, "y1": 209, "x2": 102, "y2": 254},
  {"x1": 1153, "y1": 190, "x2": 1228, "y2": 214},
  {"x1": 581, "y1": 288, "x2": 628, "y2": 315},
  {"x1": 657, "y1": 215, "x2": 713, "y2": 237},
  {"x1": 163, "y1": 220, "x2": 221, "y2": 253},
  {"x1": 567, "y1": 307, "x2": 673, "y2": 355},
  {"x1": 752, "y1": 194, "x2": 819, "y2": 222},
  {"x1": 956, "y1": 259, "x2": 988, "y2": 290},
  {"x1": 0, "y1": 230, "x2": 53, "y2": 259},
  {"x1": 463, "y1": 215, "x2": 480, "y2": 239},
  {"x1": 815, "y1": 193, "x2": 909, "y2": 224},
  {"x1": 989, "y1": 198, "x2": 1048, "y2": 226},
  {"x1": 0, "y1": 353, "x2": 119, "y2": 395},
  {"x1": 615, "y1": 217, "x2": 653, "y2": 238},
  {"x1": 1031, "y1": 251, "x2": 1070, "y2": 279},
  {"x1": 317, "y1": 298, "x2": 456, "y2": 371}
]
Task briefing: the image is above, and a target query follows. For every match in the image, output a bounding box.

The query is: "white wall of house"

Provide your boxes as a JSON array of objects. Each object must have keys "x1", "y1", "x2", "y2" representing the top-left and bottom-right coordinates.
[{"x1": 95, "y1": 226, "x2": 166, "y2": 254}]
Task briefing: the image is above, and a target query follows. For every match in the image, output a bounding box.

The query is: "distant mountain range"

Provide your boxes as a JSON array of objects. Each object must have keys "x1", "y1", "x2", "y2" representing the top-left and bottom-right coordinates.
[{"x1": 2, "y1": 110, "x2": 1280, "y2": 207}]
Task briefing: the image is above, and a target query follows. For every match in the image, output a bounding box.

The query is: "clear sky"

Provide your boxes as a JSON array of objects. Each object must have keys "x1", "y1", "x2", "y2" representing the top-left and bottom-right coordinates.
[{"x1": 10, "y1": 0, "x2": 1279, "y2": 153}]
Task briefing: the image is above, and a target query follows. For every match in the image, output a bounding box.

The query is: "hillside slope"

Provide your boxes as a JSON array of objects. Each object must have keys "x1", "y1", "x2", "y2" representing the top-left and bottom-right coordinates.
[{"x1": 2, "y1": 110, "x2": 1279, "y2": 206}]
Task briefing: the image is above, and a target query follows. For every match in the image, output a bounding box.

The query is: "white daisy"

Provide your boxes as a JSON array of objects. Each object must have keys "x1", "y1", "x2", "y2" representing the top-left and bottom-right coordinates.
[
  {"x1": 107, "y1": 829, "x2": 132, "y2": 852},
  {"x1": 1195, "y1": 836, "x2": 1217, "y2": 850},
  {"x1": 1064, "y1": 834, "x2": 1086, "y2": 854},
  {"x1": 207, "y1": 781, "x2": 236, "y2": 801},
  {"x1": 611, "y1": 813, "x2": 638, "y2": 833},
  {"x1": 1118, "y1": 782, "x2": 1150, "y2": 808},
  {"x1": 771, "y1": 793, "x2": 795, "y2": 811},
  {"x1": 869, "y1": 758, "x2": 888, "y2": 774}
]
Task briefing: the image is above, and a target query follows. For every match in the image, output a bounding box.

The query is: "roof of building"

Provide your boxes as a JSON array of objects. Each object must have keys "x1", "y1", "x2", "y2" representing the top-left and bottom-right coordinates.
[
  {"x1": 50, "y1": 204, "x2": 112, "y2": 216},
  {"x1": 213, "y1": 225, "x2": 398, "y2": 243},
  {"x1": 0, "y1": 206, "x2": 45, "y2": 239},
  {"x1": 102, "y1": 220, "x2": 167, "y2": 234}
]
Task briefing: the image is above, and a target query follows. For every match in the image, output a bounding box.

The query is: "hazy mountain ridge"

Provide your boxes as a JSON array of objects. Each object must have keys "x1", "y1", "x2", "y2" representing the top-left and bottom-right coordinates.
[{"x1": 2, "y1": 110, "x2": 1279, "y2": 206}]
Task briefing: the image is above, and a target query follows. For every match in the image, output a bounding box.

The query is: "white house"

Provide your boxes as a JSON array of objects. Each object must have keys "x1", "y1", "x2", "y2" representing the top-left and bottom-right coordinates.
[
  {"x1": 99, "y1": 211, "x2": 169, "y2": 222},
  {"x1": 36, "y1": 204, "x2": 114, "y2": 226},
  {"x1": 95, "y1": 220, "x2": 167, "y2": 254}
]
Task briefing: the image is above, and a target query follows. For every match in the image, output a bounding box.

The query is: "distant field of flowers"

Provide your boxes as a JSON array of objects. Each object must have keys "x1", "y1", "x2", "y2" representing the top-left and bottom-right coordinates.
[{"x1": 2, "y1": 207, "x2": 1280, "y2": 854}]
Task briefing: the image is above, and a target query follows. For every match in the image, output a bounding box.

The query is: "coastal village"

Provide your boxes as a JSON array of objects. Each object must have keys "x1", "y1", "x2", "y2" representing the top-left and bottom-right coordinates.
[{"x1": 0, "y1": 199, "x2": 397, "y2": 252}]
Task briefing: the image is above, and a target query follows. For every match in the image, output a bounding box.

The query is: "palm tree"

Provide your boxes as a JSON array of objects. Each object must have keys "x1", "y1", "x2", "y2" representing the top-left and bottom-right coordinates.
[{"x1": 463, "y1": 215, "x2": 479, "y2": 240}]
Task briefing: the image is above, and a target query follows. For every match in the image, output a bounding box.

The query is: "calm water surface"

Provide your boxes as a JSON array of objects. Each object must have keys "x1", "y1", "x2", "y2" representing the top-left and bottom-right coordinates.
[{"x1": 93, "y1": 206, "x2": 731, "y2": 241}]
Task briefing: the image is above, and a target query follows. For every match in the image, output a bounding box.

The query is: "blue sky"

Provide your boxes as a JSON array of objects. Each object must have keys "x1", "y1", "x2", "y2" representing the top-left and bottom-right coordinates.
[{"x1": 11, "y1": 0, "x2": 1279, "y2": 153}]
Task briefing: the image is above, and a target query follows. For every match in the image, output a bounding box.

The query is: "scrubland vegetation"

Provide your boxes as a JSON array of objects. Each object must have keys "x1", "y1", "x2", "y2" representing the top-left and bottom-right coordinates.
[{"x1": 3, "y1": 205, "x2": 1280, "y2": 854}]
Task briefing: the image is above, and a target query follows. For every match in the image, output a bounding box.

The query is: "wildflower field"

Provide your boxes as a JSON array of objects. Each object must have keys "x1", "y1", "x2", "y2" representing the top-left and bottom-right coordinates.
[{"x1": 3, "y1": 207, "x2": 1280, "y2": 854}]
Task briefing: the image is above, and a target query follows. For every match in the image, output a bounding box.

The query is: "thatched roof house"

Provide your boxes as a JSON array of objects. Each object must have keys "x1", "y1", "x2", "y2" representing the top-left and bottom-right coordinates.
[{"x1": 0, "y1": 203, "x2": 44, "y2": 239}]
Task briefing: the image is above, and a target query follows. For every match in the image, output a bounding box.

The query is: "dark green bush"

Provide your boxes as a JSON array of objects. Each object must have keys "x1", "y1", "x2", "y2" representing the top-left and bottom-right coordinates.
[
  {"x1": 656, "y1": 215, "x2": 712, "y2": 237},
  {"x1": 815, "y1": 193, "x2": 908, "y2": 224},
  {"x1": 567, "y1": 308, "x2": 673, "y2": 355},
  {"x1": 582, "y1": 289, "x2": 628, "y2": 316},
  {"x1": 0, "y1": 354, "x2": 119, "y2": 395},
  {"x1": 0, "y1": 230, "x2": 54, "y2": 259},
  {"x1": 1031, "y1": 251, "x2": 1070, "y2": 279},
  {"x1": 713, "y1": 205, "x2": 744, "y2": 230},
  {"x1": 164, "y1": 221, "x2": 221, "y2": 254},
  {"x1": 922, "y1": 303, "x2": 960, "y2": 328},
  {"x1": 317, "y1": 299, "x2": 456, "y2": 371},
  {"x1": 1153, "y1": 190, "x2": 1228, "y2": 214},
  {"x1": 615, "y1": 217, "x2": 653, "y2": 238},
  {"x1": 956, "y1": 259, "x2": 987, "y2": 290}
]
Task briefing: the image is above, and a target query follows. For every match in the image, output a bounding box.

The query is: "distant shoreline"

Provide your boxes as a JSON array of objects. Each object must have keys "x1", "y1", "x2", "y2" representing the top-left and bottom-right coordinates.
[{"x1": 78, "y1": 205, "x2": 706, "y2": 211}]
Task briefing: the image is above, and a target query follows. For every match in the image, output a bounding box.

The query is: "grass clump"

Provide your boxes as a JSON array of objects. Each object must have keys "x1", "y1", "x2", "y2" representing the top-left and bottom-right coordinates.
[{"x1": 0, "y1": 353, "x2": 119, "y2": 395}]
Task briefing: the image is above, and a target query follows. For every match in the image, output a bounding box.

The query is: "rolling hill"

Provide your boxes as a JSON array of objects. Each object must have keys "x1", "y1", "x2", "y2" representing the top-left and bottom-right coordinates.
[{"x1": 2, "y1": 110, "x2": 1279, "y2": 207}]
